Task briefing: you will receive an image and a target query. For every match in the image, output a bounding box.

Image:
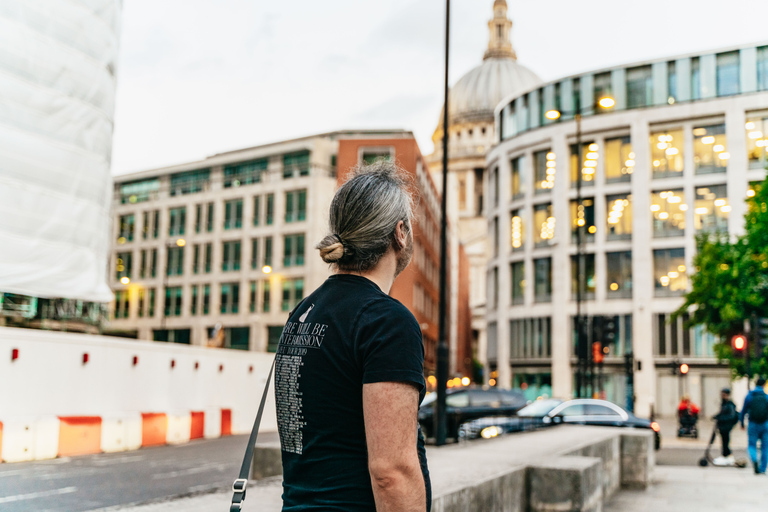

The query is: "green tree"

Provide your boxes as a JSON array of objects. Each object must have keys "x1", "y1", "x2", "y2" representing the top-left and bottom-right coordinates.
[{"x1": 673, "y1": 179, "x2": 768, "y2": 378}]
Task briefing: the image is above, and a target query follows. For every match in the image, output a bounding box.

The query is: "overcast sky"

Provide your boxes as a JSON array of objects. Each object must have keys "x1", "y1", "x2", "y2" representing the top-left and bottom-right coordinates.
[{"x1": 112, "y1": 0, "x2": 768, "y2": 175}]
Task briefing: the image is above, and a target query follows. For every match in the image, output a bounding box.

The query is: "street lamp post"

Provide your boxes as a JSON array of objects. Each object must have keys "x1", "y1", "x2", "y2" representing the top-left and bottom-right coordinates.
[{"x1": 546, "y1": 98, "x2": 614, "y2": 398}]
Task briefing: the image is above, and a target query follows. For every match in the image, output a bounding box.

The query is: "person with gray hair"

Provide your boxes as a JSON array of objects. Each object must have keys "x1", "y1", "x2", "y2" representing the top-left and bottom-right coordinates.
[{"x1": 275, "y1": 160, "x2": 430, "y2": 512}]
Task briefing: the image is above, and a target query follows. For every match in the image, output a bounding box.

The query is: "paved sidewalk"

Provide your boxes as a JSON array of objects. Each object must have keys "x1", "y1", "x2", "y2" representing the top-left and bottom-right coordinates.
[{"x1": 606, "y1": 465, "x2": 767, "y2": 512}]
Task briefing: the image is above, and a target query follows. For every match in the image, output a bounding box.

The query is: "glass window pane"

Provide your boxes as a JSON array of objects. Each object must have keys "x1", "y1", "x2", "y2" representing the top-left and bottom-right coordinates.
[
  {"x1": 606, "y1": 194, "x2": 632, "y2": 241},
  {"x1": 605, "y1": 136, "x2": 634, "y2": 183},
  {"x1": 716, "y1": 51, "x2": 740, "y2": 96},
  {"x1": 510, "y1": 210, "x2": 524, "y2": 251},
  {"x1": 511, "y1": 155, "x2": 525, "y2": 199},
  {"x1": 606, "y1": 251, "x2": 632, "y2": 299},
  {"x1": 654, "y1": 248, "x2": 687, "y2": 297},
  {"x1": 667, "y1": 61, "x2": 677, "y2": 104},
  {"x1": 758, "y1": 46, "x2": 768, "y2": 91},
  {"x1": 570, "y1": 198, "x2": 595, "y2": 244},
  {"x1": 650, "y1": 128, "x2": 684, "y2": 178},
  {"x1": 593, "y1": 72, "x2": 612, "y2": 109},
  {"x1": 694, "y1": 123, "x2": 728, "y2": 174},
  {"x1": 651, "y1": 189, "x2": 686, "y2": 238},
  {"x1": 511, "y1": 261, "x2": 525, "y2": 305},
  {"x1": 570, "y1": 254, "x2": 596, "y2": 299},
  {"x1": 691, "y1": 57, "x2": 701, "y2": 100},
  {"x1": 534, "y1": 203, "x2": 555, "y2": 247},
  {"x1": 534, "y1": 258, "x2": 552, "y2": 303},
  {"x1": 694, "y1": 184, "x2": 729, "y2": 233},
  {"x1": 746, "y1": 117, "x2": 768, "y2": 169},
  {"x1": 626, "y1": 65, "x2": 653, "y2": 108},
  {"x1": 534, "y1": 150, "x2": 555, "y2": 193},
  {"x1": 570, "y1": 142, "x2": 598, "y2": 187}
]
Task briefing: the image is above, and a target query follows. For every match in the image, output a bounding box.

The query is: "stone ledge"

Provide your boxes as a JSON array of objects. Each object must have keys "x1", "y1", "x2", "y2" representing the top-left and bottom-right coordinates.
[
  {"x1": 619, "y1": 430, "x2": 654, "y2": 489},
  {"x1": 528, "y1": 456, "x2": 603, "y2": 512}
]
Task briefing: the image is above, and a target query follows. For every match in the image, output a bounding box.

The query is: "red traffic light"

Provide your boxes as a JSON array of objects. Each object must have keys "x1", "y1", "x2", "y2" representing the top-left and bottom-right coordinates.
[
  {"x1": 732, "y1": 334, "x2": 747, "y2": 351},
  {"x1": 679, "y1": 363, "x2": 689, "y2": 375},
  {"x1": 592, "y1": 341, "x2": 604, "y2": 364}
]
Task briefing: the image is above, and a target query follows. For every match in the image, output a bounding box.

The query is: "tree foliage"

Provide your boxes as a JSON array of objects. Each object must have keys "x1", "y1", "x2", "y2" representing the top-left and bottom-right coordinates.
[{"x1": 673, "y1": 178, "x2": 768, "y2": 377}]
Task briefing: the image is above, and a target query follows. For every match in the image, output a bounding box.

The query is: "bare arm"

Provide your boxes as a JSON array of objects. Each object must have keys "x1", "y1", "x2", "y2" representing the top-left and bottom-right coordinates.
[{"x1": 363, "y1": 381, "x2": 426, "y2": 512}]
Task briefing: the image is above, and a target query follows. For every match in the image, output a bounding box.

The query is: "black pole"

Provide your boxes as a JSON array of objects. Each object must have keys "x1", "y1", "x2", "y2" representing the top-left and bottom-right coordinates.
[
  {"x1": 575, "y1": 113, "x2": 585, "y2": 398},
  {"x1": 435, "y1": 0, "x2": 450, "y2": 447}
]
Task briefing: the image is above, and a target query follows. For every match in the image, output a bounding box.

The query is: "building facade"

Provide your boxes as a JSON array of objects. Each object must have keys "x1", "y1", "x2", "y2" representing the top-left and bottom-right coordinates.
[
  {"x1": 487, "y1": 42, "x2": 768, "y2": 418},
  {"x1": 426, "y1": 0, "x2": 542, "y2": 380}
]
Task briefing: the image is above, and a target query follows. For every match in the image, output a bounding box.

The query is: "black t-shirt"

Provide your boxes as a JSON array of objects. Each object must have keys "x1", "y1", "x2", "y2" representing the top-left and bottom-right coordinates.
[{"x1": 275, "y1": 274, "x2": 431, "y2": 511}]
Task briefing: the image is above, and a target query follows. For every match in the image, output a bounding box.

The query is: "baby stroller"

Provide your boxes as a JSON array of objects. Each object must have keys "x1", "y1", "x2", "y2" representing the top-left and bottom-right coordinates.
[{"x1": 677, "y1": 408, "x2": 699, "y2": 438}]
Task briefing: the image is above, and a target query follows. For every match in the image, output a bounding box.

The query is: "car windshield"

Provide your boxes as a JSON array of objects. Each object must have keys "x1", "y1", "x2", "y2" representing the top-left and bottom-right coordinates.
[{"x1": 517, "y1": 399, "x2": 562, "y2": 417}]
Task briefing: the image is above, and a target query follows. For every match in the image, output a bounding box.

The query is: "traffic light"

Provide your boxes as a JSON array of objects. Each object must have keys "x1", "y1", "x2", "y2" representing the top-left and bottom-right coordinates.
[
  {"x1": 757, "y1": 318, "x2": 768, "y2": 354},
  {"x1": 591, "y1": 316, "x2": 604, "y2": 345},
  {"x1": 732, "y1": 334, "x2": 747, "y2": 356},
  {"x1": 592, "y1": 341, "x2": 604, "y2": 364},
  {"x1": 679, "y1": 363, "x2": 690, "y2": 375},
  {"x1": 603, "y1": 316, "x2": 618, "y2": 345}
]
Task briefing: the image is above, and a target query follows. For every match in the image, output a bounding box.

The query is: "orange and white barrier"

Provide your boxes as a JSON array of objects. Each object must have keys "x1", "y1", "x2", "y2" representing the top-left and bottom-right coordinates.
[{"x1": 166, "y1": 412, "x2": 191, "y2": 445}]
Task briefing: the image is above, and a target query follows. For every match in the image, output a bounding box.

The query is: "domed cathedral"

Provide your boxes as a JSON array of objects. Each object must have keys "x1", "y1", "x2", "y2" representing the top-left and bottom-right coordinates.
[{"x1": 426, "y1": 0, "x2": 541, "y2": 381}]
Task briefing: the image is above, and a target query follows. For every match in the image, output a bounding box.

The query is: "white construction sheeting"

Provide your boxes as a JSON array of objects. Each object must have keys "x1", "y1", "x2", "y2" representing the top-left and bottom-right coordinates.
[{"x1": 0, "y1": 0, "x2": 121, "y2": 302}]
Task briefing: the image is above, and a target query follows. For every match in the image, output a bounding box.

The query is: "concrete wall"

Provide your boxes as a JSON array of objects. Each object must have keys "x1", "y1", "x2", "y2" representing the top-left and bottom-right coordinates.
[{"x1": 0, "y1": 327, "x2": 277, "y2": 462}]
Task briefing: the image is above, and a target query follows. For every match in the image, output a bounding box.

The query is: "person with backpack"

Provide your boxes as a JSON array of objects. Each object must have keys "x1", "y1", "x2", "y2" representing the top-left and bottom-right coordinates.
[
  {"x1": 740, "y1": 376, "x2": 768, "y2": 474},
  {"x1": 713, "y1": 388, "x2": 738, "y2": 464}
]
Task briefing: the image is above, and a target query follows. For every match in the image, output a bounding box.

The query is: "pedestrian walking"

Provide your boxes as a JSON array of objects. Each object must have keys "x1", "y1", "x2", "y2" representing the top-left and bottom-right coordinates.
[
  {"x1": 713, "y1": 388, "x2": 738, "y2": 465},
  {"x1": 275, "y1": 161, "x2": 430, "y2": 511},
  {"x1": 740, "y1": 377, "x2": 768, "y2": 474}
]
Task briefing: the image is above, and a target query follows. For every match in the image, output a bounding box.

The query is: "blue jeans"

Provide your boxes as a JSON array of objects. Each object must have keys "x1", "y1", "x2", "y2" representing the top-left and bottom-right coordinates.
[{"x1": 748, "y1": 421, "x2": 768, "y2": 473}]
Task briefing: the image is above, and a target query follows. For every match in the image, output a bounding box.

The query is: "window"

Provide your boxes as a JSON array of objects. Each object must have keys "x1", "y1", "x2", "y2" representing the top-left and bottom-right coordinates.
[
  {"x1": 164, "y1": 286, "x2": 182, "y2": 316},
  {"x1": 511, "y1": 261, "x2": 525, "y2": 305},
  {"x1": 206, "y1": 202, "x2": 214, "y2": 232},
  {"x1": 534, "y1": 258, "x2": 552, "y2": 303},
  {"x1": 533, "y1": 203, "x2": 554, "y2": 247},
  {"x1": 118, "y1": 214, "x2": 135, "y2": 242},
  {"x1": 170, "y1": 169, "x2": 210, "y2": 196},
  {"x1": 473, "y1": 168, "x2": 484, "y2": 215},
  {"x1": 264, "y1": 237, "x2": 273, "y2": 266},
  {"x1": 362, "y1": 151, "x2": 391, "y2": 164},
  {"x1": 593, "y1": 71, "x2": 612, "y2": 109},
  {"x1": 691, "y1": 57, "x2": 701, "y2": 100},
  {"x1": 224, "y1": 159, "x2": 267, "y2": 187},
  {"x1": 492, "y1": 217, "x2": 499, "y2": 257},
  {"x1": 116, "y1": 252, "x2": 132, "y2": 280},
  {"x1": 570, "y1": 142, "x2": 597, "y2": 187},
  {"x1": 250, "y1": 281, "x2": 257, "y2": 313},
  {"x1": 458, "y1": 173, "x2": 467, "y2": 211},
  {"x1": 168, "y1": 207, "x2": 186, "y2": 236},
  {"x1": 511, "y1": 156, "x2": 525, "y2": 199},
  {"x1": 192, "y1": 244, "x2": 200, "y2": 274},
  {"x1": 154, "y1": 329, "x2": 190, "y2": 344},
  {"x1": 267, "y1": 326, "x2": 282, "y2": 352},
  {"x1": 283, "y1": 151, "x2": 310, "y2": 178},
  {"x1": 114, "y1": 290, "x2": 129, "y2": 319},
  {"x1": 204, "y1": 243, "x2": 212, "y2": 273},
  {"x1": 626, "y1": 65, "x2": 653, "y2": 108},
  {"x1": 142, "y1": 211, "x2": 150, "y2": 239},
  {"x1": 570, "y1": 198, "x2": 595, "y2": 243},
  {"x1": 651, "y1": 189, "x2": 686, "y2": 238},
  {"x1": 251, "y1": 239, "x2": 260, "y2": 269},
  {"x1": 571, "y1": 254, "x2": 596, "y2": 299},
  {"x1": 746, "y1": 117, "x2": 768, "y2": 169},
  {"x1": 285, "y1": 190, "x2": 307, "y2": 223},
  {"x1": 120, "y1": 178, "x2": 159, "y2": 204},
  {"x1": 534, "y1": 150, "x2": 555, "y2": 192},
  {"x1": 572, "y1": 77, "x2": 581, "y2": 115},
  {"x1": 224, "y1": 199, "x2": 243, "y2": 229},
  {"x1": 222, "y1": 240, "x2": 242, "y2": 271},
  {"x1": 166, "y1": 246, "x2": 184, "y2": 276},
  {"x1": 253, "y1": 196, "x2": 261, "y2": 226},
  {"x1": 510, "y1": 318, "x2": 552, "y2": 360},
  {"x1": 606, "y1": 251, "x2": 632, "y2": 298},
  {"x1": 604, "y1": 136, "x2": 634, "y2": 183},
  {"x1": 282, "y1": 278, "x2": 304, "y2": 312},
  {"x1": 585, "y1": 404, "x2": 622, "y2": 418},
  {"x1": 510, "y1": 210, "x2": 524, "y2": 251},
  {"x1": 654, "y1": 248, "x2": 687, "y2": 297},
  {"x1": 650, "y1": 128, "x2": 684, "y2": 178},
  {"x1": 491, "y1": 167, "x2": 499, "y2": 207},
  {"x1": 139, "y1": 249, "x2": 148, "y2": 278},
  {"x1": 220, "y1": 283, "x2": 240, "y2": 314},
  {"x1": 606, "y1": 194, "x2": 632, "y2": 240},
  {"x1": 667, "y1": 61, "x2": 677, "y2": 104},
  {"x1": 151, "y1": 210, "x2": 159, "y2": 238},
  {"x1": 283, "y1": 234, "x2": 305, "y2": 267},
  {"x1": 194, "y1": 204, "x2": 203, "y2": 233},
  {"x1": 693, "y1": 123, "x2": 728, "y2": 174},
  {"x1": 191, "y1": 285, "x2": 198, "y2": 315},
  {"x1": 202, "y1": 285, "x2": 210, "y2": 315},
  {"x1": 716, "y1": 51, "x2": 740, "y2": 96},
  {"x1": 149, "y1": 248, "x2": 157, "y2": 277},
  {"x1": 694, "y1": 185, "x2": 729, "y2": 233},
  {"x1": 224, "y1": 327, "x2": 250, "y2": 351},
  {"x1": 137, "y1": 288, "x2": 145, "y2": 318},
  {"x1": 148, "y1": 288, "x2": 156, "y2": 317},
  {"x1": 262, "y1": 280, "x2": 271, "y2": 313},
  {"x1": 758, "y1": 46, "x2": 768, "y2": 91},
  {"x1": 266, "y1": 194, "x2": 274, "y2": 225},
  {"x1": 490, "y1": 267, "x2": 498, "y2": 310}
]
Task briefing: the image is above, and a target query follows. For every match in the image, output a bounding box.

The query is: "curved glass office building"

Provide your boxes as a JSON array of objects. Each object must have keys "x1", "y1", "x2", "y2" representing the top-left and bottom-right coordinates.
[{"x1": 486, "y1": 42, "x2": 768, "y2": 418}]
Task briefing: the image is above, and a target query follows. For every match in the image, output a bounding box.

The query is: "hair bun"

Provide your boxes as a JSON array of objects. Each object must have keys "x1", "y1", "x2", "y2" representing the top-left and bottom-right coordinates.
[{"x1": 319, "y1": 242, "x2": 344, "y2": 263}]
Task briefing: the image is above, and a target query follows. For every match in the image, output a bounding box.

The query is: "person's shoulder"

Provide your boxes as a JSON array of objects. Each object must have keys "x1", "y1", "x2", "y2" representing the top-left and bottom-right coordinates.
[{"x1": 363, "y1": 295, "x2": 417, "y2": 321}]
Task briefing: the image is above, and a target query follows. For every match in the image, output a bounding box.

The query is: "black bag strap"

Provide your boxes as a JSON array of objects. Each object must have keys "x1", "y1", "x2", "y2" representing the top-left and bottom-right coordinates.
[{"x1": 230, "y1": 357, "x2": 277, "y2": 511}]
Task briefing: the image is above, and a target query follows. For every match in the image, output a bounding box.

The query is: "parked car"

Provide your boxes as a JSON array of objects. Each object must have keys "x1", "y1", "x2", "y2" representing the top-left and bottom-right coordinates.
[
  {"x1": 418, "y1": 387, "x2": 527, "y2": 441},
  {"x1": 458, "y1": 398, "x2": 661, "y2": 450}
]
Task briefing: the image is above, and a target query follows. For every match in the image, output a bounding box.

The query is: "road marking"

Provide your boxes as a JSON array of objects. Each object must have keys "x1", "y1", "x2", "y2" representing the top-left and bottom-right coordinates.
[
  {"x1": 0, "y1": 486, "x2": 77, "y2": 503},
  {"x1": 152, "y1": 463, "x2": 230, "y2": 479}
]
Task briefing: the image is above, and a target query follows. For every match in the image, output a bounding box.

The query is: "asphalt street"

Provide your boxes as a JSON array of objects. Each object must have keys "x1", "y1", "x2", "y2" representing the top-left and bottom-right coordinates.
[{"x1": 0, "y1": 433, "x2": 279, "y2": 512}]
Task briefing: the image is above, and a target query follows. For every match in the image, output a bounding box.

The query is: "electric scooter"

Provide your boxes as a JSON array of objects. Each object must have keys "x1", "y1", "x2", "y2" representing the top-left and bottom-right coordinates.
[{"x1": 698, "y1": 425, "x2": 747, "y2": 467}]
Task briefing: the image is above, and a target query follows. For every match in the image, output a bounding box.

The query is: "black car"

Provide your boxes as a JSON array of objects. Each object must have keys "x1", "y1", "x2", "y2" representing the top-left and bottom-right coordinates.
[
  {"x1": 418, "y1": 387, "x2": 527, "y2": 441},
  {"x1": 458, "y1": 398, "x2": 662, "y2": 450}
]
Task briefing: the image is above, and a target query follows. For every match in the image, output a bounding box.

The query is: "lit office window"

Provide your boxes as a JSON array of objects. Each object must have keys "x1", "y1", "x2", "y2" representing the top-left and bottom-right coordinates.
[
  {"x1": 511, "y1": 155, "x2": 525, "y2": 199},
  {"x1": 534, "y1": 258, "x2": 552, "y2": 303},
  {"x1": 606, "y1": 251, "x2": 632, "y2": 299},
  {"x1": 168, "y1": 207, "x2": 186, "y2": 236},
  {"x1": 510, "y1": 210, "x2": 524, "y2": 252},
  {"x1": 224, "y1": 199, "x2": 243, "y2": 230},
  {"x1": 224, "y1": 159, "x2": 267, "y2": 188},
  {"x1": 693, "y1": 124, "x2": 728, "y2": 174},
  {"x1": 166, "y1": 246, "x2": 184, "y2": 276},
  {"x1": 283, "y1": 234, "x2": 306, "y2": 267},
  {"x1": 570, "y1": 142, "x2": 598, "y2": 187},
  {"x1": 667, "y1": 61, "x2": 677, "y2": 104},
  {"x1": 626, "y1": 65, "x2": 653, "y2": 108},
  {"x1": 694, "y1": 185, "x2": 729, "y2": 233},
  {"x1": 511, "y1": 261, "x2": 525, "y2": 305},
  {"x1": 650, "y1": 128, "x2": 684, "y2": 178},
  {"x1": 164, "y1": 286, "x2": 183, "y2": 316},
  {"x1": 220, "y1": 283, "x2": 240, "y2": 314},
  {"x1": 118, "y1": 214, "x2": 134, "y2": 242},
  {"x1": 651, "y1": 189, "x2": 686, "y2": 238},
  {"x1": 570, "y1": 254, "x2": 596, "y2": 299},
  {"x1": 758, "y1": 46, "x2": 768, "y2": 91},
  {"x1": 570, "y1": 198, "x2": 595, "y2": 243},
  {"x1": 593, "y1": 72, "x2": 612, "y2": 110},
  {"x1": 534, "y1": 150, "x2": 555, "y2": 193},
  {"x1": 691, "y1": 57, "x2": 701, "y2": 100},
  {"x1": 534, "y1": 203, "x2": 555, "y2": 247},
  {"x1": 605, "y1": 136, "x2": 634, "y2": 183},
  {"x1": 222, "y1": 240, "x2": 241, "y2": 271},
  {"x1": 285, "y1": 189, "x2": 307, "y2": 223},
  {"x1": 746, "y1": 117, "x2": 768, "y2": 169},
  {"x1": 716, "y1": 51, "x2": 740, "y2": 96},
  {"x1": 282, "y1": 278, "x2": 304, "y2": 311},
  {"x1": 283, "y1": 151, "x2": 310, "y2": 178},
  {"x1": 654, "y1": 248, "x2": 687, "y2": 297},
  {"x1": 606, "y1": 194, "x2": 632, "y2": 241},
  {"x1": 116, "y1": 252, "x2": 132, "y2": 280}
]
